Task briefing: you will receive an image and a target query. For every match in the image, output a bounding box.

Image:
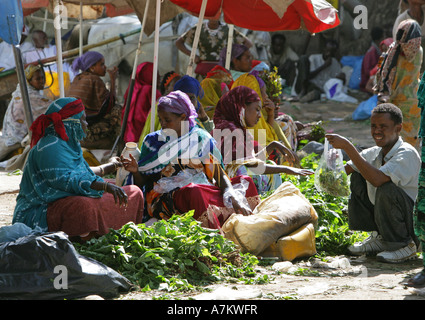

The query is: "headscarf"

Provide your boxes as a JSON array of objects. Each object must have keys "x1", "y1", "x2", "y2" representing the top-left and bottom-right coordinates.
[
  {"x1": 214, "y1": 86, "x2": 260, "y2": 162},
  {"x1": 173, "y1": 75, "x2": 204, "y2": 111},
  {"x1": 122, "y1": 62, "x2": 161, "y2": 142},
  {"x1": 380, "y1": 38, "x2": 394, "y2": 52},
  {"x1": 25, "y1": 64, "x2": 43, "y2": 81},
  {"x1": 30, "y1": 97, "x2": 84, "y2": 148},
  {"x1": 219, "y1": 43, "x2": 249, "y2": 67},
  {"x1": 375, "y1": 19, "x2": 421, "y2": 95},
  {"x1": 71, "y1": 51, "x2": 104, "y2": 74},
  {"x1": 200, "y1": 78, "x2": 223, "y2": 111},
  {"x1": 157, "y1": 90, "x2": 198, "y2": 128},
  {"x1": 206, "y1": 65, "x2": 233, "y2": 85},
  {"x1": 231, "y1": 72, "x2": 285, "y2": 145},
  {"x1": 161, "y1": 71, "x2": 181, "y2": 93}
]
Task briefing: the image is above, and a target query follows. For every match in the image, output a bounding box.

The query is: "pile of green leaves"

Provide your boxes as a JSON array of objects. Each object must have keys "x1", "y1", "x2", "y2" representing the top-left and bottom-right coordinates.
[
  {"x1": 282, "y1": 153, "x2": 366, "y2": 256},
  {"x1": 75, "y1": 212, "x2": 263, "y2": 292}
]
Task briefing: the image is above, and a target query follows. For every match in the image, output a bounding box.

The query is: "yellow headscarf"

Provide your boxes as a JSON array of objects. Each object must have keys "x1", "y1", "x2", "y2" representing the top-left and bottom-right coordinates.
[{"x1": 24, "y1": 64, "x2": 43, "y2": 81}]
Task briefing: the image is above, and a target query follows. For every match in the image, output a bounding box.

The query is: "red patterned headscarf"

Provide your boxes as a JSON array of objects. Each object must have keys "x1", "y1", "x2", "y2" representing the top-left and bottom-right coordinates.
[{"x1": 30, "y1": 98, "x2": 84, "y2": 148}]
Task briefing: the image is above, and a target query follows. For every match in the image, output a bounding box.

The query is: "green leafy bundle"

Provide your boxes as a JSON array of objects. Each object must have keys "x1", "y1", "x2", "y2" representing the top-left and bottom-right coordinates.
[
  {"x1": 75, "y1": 212, "x2": 261, "y2": 292},
  {"x1": 259, "y1": 66, "x2": 282, "y2": 103},
  {"x1": 317, "y1": 167, "x2": 350, "y2": 197}
]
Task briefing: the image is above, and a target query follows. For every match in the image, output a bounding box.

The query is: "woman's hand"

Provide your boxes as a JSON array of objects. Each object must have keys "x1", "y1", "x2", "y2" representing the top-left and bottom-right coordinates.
[
  {"x1": 120, "y1": 153, "x2": 139, "y2": 174},
  {"x1": 108, "y1": 156, "x2": 122, "y2": 172},
  {"x1": 267, "y1": 141, "x2": 300, "y2": 167},
  {"x1": 107, "y1": 66, "x2": 118, "y2": 80},
  {"x1": 283, "y1": 167, "x2": 314, "y2": 176},
  {"x1": 263, "y1": 96, "x2": 276, "y2": 121},
  {"x1": 230, "y1": 195, "x2": 253, "y2": 216},
  {"x1": 105, "y1": 182, "x2": 128, "y2": 207}
]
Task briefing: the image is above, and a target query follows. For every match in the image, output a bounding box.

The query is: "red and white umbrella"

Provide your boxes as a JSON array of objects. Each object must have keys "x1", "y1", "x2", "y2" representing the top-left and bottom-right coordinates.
[{"x1": 169, "y1": 0, "x2": 340, "y2": 33}]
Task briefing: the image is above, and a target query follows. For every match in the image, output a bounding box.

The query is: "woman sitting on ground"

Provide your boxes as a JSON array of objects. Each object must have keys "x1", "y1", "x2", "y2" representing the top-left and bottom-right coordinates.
[
  {"x1": 13, "y1": 97, "x2": 144, "y2": 241},
  {"x1": 121, "y1": 90, "x2": 260, "y2": 229},
  {"x1": 0, "y1": 65, "x2": 51, "y2": 168},
  {"x1": 213, "y1": 86, "x2": 313, "y2": 195},
  {"x1": 68, "y1": 51, "x2": 121, "y2": 149}
]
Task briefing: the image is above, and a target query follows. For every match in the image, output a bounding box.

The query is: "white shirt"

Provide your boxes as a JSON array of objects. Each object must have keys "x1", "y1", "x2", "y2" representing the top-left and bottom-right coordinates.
[
  {"x1": 347, "y1": 137, "x2": 420, "y2": 204},
  {"x1": 0, "y1": 41, "x2": 34, "y2": 70}
]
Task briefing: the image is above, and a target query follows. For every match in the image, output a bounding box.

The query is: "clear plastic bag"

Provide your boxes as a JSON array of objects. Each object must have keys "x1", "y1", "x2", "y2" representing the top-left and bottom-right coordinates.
[
  {"x1": 223, "y1": 178, "x2": 250, "y2": 209},
  {"x1": 153, "y1": 169, "x2": 213, "y2": 194},
  {"x1": 314, "y1": 138, "x2": 350, "y2": 197}
]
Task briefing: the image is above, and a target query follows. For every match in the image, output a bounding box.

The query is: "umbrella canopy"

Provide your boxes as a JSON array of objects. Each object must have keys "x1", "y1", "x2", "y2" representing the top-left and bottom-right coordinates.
[
  {"x1": 169, "y1": 0, "x2": 340, "y2": 33},
  {"x1": 21, "y1": 0, "x2": 183, "y2": 36}
]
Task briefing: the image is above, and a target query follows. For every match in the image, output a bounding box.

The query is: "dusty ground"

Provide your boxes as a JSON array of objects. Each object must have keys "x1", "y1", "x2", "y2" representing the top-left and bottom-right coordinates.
[{"x1": 1, "y1": 94, "x2": 424, "y2": 301}]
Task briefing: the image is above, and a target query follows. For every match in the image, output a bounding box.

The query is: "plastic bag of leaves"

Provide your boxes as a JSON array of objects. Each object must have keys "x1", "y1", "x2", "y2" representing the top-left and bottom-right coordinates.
[{"x1": 314, "y1": 138, "x2": 350, "y2": 197}]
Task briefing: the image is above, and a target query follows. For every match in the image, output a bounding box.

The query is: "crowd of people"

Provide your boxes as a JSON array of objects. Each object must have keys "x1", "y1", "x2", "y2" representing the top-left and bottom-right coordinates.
[{"x1": 1, "y1": 1, "x2": 425, "y2": 290}]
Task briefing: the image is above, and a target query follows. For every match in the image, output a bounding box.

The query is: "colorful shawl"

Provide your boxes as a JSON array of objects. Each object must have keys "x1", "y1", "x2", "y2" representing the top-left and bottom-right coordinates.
[
  {"x1": 13, "y1": 97, "x2": 104, "y2": 230},
  {"x1": 375, "y1": 19, "x2": 422, "y2": 96}
]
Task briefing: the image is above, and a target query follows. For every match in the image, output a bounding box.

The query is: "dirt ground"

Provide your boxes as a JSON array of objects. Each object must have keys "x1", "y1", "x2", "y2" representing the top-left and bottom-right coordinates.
[{"x1": 1, "y1": 94, "x2": 424, "y2": 301}]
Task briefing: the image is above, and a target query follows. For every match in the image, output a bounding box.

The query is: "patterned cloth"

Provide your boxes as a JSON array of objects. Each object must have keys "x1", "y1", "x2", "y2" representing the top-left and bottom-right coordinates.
[
  {"x1": 180, "y1": 21, "x2": 246, "y2": 62},
  {"x1": 375, "y1": 19, "x2": 423, "y2": 149},
  {"x1": 1, "y1": 84, "x2": 50, "y2": 148},
  {"x1": 414, "y1": 141, "x2": 425, "y2": 266},
  {"x1": 414, "y1": 65, "x2": 425, "y2": 265}
]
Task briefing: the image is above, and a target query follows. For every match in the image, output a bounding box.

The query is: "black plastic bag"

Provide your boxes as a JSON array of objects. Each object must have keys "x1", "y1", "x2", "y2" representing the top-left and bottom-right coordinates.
[{"x1": 0, "y1": 231, "x2": 134, "y2": 300}]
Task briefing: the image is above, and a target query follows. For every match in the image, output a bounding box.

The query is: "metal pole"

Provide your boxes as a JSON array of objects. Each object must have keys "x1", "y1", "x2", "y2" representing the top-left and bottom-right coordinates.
[
  {"x1": 186, "y1": 0, "x2": 208, "y2": 76},
  {"x1": 13, "y1": 46, "x2": 33, "y2": 132},
  {"x1": 150, "y1": 0, "x2": 161, "y2": 133},
  {"x1": 225, "y1": 24, "x2": 234, "y2": 70},
  {"x1": 111, "y1": 0, "x2": 150, "y2": 156},
  {"x1": 54, "y1": 0, "x2": 65, "y2": 98},
  {"x1": 79, "y1": 1, "x2": 83, "y2": 56}
]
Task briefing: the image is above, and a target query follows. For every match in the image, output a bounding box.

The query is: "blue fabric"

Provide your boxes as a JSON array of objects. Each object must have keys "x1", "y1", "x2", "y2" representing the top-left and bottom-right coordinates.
[
  {"x1": 340, "y1": 55, "x2": 364, "y2": 90},
  {"x1": 12, "y1": 98, "x2": 104, "y2": 230},
  {"x1": 352, "y1": 95, "x2": 378, "y2": 120}
]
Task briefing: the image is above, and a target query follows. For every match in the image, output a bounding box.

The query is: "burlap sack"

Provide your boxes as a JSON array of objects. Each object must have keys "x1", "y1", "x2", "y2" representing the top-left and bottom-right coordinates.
[{"x1": 222, "y1": 182, "x2": 318, "y2": 255}]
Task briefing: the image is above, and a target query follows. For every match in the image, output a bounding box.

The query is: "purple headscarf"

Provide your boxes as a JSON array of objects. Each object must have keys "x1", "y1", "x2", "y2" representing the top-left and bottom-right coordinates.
[
  {"x1": 219, "y1": 43, "x2": 249, "y2": 67},
  {"x1": 71, "y1": 51, "x2": 104, "y2": 73},
  {"x1": 157, "y1": 90, "x2": 198, "y2": 128}
]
